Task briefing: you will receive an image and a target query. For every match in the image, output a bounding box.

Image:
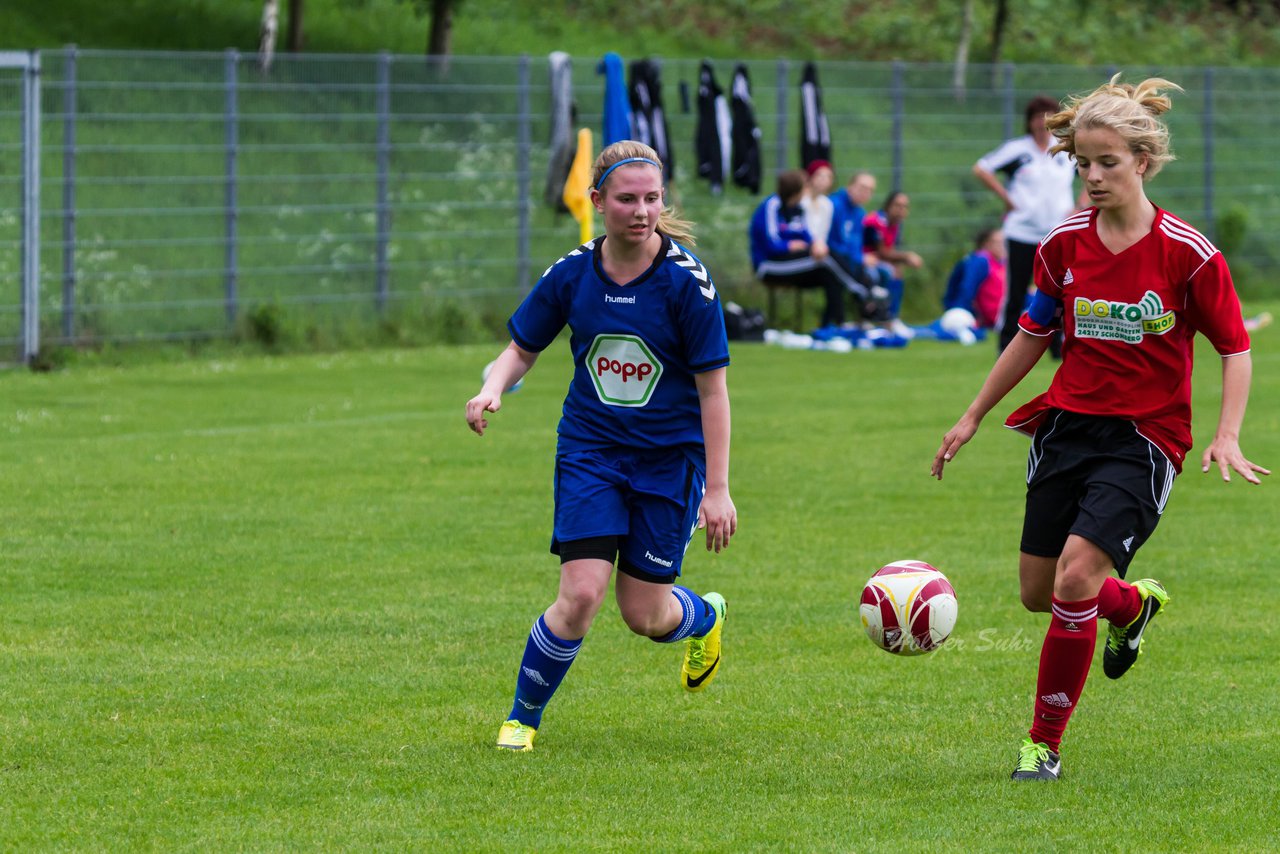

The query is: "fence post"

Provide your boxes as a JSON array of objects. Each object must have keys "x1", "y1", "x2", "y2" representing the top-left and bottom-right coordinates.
[
  {"x1": 1001, "y1": 62, "x2": 1015, "y2": 142},
  {"x1": 375, "y1": 51, "x2": 391, "y2": 314},
  {"x1": 20, "y1": 51, "x2": 41, "y2": 365},
  {"x1": 891, "y1": 60, "x2": 904, "y2": 192},
  {"x1": 1203, "y1": 66, "x2": 1215, "y2": 240},
  {"x1": 515, "y1": 53, "x2": 531, "y2": 292},
  {"x1": 62, "y1": 45, "x2": 77, "y2": 342},
  {"x1": 224, "y1": 49, "x2": 239, "y2": 327},
  {"x1": 775, "y1": 59, "x2": 788, "y2": 174}
]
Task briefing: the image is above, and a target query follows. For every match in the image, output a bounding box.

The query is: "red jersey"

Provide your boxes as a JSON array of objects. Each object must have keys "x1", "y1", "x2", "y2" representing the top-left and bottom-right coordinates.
[{"x1": 1007, "y1": 206, "x2": 1250, "y2": 472}]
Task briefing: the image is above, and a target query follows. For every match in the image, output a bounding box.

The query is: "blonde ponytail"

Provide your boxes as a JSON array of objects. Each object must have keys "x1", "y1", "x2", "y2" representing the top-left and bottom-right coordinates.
[{"x1": 1047, "y1": 74, "x2": 1183, "y2": 180}]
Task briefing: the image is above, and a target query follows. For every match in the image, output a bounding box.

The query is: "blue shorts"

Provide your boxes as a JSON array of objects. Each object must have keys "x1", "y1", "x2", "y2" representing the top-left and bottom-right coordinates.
[{"x1": 551, "y1": 448, "x2": 705, "y2": 581}]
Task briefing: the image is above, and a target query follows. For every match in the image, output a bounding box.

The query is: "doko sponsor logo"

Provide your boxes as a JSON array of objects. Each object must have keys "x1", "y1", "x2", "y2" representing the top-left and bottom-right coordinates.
[
  {"x1": 1073, "y1": 290, "x2": 1175, "y2": 343},
  {"x1": 586, "y1": 334, "x2": 663, "y2": 406}
]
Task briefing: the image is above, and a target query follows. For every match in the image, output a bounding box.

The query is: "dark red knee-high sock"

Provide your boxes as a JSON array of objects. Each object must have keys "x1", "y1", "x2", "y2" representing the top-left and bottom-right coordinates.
[
  {"x1": 1028, "y1": 596, "x2": 1098, "y2": 752},
  {"x1": 1097, "y1": 576, "x2": 1141, "y2": 626}
]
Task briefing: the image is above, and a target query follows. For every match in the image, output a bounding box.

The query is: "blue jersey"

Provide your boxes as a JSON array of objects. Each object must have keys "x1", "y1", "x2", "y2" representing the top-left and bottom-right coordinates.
[
  {"x1": 508, "y1": 235, "x2": 730, "y2": 458},
  {"x1": 827, "y1": 190, "x2": 866, "y2": 261}
]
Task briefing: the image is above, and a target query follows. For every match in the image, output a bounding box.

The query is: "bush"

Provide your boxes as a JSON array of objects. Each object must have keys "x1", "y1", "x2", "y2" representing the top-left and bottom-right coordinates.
[{"x1": 242, "y1": 302, "x2": 286, "y2": 351}]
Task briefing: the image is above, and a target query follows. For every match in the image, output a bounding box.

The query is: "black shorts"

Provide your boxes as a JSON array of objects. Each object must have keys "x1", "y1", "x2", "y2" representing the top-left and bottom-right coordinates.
[{"x1": 1021, "y1": 410, "x2": 1176, "y2": 576}]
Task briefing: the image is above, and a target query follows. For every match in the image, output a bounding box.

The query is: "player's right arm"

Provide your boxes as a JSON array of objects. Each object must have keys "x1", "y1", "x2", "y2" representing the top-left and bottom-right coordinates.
[
  {"x1": 469, "y1": 255, "x2": 568, "y2": 436},
  {"x1": 932, "y1": 328, "x2": 1051, "y2": 480},
  {"x1": 466, "y1": 341, "x2": 539, "y2": 436}
]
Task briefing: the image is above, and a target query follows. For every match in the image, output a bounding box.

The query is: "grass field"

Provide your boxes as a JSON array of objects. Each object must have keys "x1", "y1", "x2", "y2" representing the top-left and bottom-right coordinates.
[{"x1": 2, "y1": 320, "x2": 1278, "y2": 849}]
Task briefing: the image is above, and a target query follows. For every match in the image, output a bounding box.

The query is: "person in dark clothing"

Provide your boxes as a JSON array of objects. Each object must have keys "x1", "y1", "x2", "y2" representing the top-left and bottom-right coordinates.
[{"x1": 750, "y1": 170, "x2": 867, "y2": 328}]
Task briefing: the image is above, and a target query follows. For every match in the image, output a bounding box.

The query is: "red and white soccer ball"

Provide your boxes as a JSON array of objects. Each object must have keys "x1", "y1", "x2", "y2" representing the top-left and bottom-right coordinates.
[{"x1": 859, "y1": 560, "x2": 958, "y2": 655}]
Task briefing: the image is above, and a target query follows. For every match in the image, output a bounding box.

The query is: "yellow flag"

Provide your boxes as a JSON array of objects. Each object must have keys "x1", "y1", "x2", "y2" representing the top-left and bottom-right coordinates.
[{"x1": 562, "y1": 127, "x2": 594, "y2": 244}]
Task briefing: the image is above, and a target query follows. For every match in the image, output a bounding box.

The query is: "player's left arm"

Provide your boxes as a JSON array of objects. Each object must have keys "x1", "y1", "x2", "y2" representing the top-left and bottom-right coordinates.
[
  {"x1": 1203, "y1": 353, "x2": 1270, "y2": 483},
  {"x1": 1187, "y1": 253, "x2": 1270, "y2": 483},
  {"x1": 695, "y1": 367, "x2": 737, "y2": 552}
]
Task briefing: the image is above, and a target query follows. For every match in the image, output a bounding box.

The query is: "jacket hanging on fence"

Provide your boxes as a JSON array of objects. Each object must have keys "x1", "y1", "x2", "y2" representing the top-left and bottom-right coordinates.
[
  {"x1": 695, "y1": 60, "x2": 731, "y2": 194},
  {"x1": 730, "y1": 63, "x2": 762, "y2": 194},
  {"x1": 544, "y1": 51, "x2": 576, "y2": 211},
  {"x1": 628, "y1": 59, "x2": 675, "y2": 182},
  {"x1": 799, "y1": 61, "x2": 832, "y2": 168},
  {"x1": 597, "y1": 52, "x2": 630, "y2": 147},
  {"x1": 563, "y1": 127, "x2": 595, "y2": 244}
]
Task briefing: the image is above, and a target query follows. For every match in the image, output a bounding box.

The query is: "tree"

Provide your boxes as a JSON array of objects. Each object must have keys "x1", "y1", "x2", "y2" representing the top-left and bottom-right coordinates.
[
  {"x1": 286, "y1": 0, "x2": 305, "y2": 52},
  {"x1": 259, "y1": 0, "x2": 279, "y2": 72},
  {"x1": 389, "y1": 0, "x2": 465, "y2": 61},
  {"x1": 953, "y1": 0, "x2": 975, "y2": 101},
  {"x1": 427, "y1": 0, "x2": 459, "y2": 58},
  {"x1": 991, "y1": 0, "x2": 1010, "y2": 65}
]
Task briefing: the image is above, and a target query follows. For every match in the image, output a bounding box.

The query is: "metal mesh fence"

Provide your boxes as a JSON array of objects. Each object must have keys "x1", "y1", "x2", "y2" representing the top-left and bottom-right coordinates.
[{"x1": 2, "y1": 49, "x2": 1278, "y2": 356}]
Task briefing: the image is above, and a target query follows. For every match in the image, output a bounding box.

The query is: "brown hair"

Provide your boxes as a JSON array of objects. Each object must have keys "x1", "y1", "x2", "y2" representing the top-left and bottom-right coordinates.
[
  {"x1": 591, "y1": 140, "x2": 695, "y2": 245},
  {"x1": 1024, "y1": 95, "x2": 1061, "y2": 133},
  {"x1": 1047, "y1": 75, "x2": 1182, "y2": 181},
  {"x1": 776, "y1": 169, "x2": 807, "y2": 202}
]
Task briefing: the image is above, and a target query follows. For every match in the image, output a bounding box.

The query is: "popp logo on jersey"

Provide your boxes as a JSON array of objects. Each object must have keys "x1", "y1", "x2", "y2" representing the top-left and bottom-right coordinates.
[{"x1": 586, "y1": 334, "x2": 663, "y2": 407}]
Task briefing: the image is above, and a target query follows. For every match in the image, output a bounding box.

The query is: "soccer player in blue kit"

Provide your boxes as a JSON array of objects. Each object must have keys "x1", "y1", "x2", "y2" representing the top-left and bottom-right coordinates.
[{"x1": 466, "y1": 141, "x2": 737, "y2": 753}]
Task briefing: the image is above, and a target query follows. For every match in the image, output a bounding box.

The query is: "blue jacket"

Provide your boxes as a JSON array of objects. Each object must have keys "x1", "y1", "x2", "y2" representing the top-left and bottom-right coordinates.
[
  {"x1": 749, "y1": 195, "x2": 811, "y2": 268},
  {"x1": 597, "y1": 52, "x2": 630, "y2": 146},
  {"x1": 827, "y1": 190, "x2": 866, "y2": 261}
]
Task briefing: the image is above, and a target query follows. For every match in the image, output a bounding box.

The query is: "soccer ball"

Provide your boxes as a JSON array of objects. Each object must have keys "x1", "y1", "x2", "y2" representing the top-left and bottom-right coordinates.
[
  {"x1": 482, "y1": 359, "x2": 523, "y2": 393},
  {"x1": 859, "y1": 560, "x2": 958, "y2": 655}
]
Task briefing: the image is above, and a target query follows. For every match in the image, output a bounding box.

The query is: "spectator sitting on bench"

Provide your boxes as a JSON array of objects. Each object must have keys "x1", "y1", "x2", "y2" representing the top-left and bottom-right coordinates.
[
  {"x1": 750, "y1": 169, "x2": 872, "y2": 329},
  {"x1": 916, "y1": 227, "x2": 1007, "y2": 345},
  {"x1": 829, "y1": 168, "x2": 890, "y2": 313},
  {"x1": 863, "y1": 190, "x2": 924, "y2": 338},
  {"x1": 800, "y1": 159, "x2": 836, "y2": 263}
]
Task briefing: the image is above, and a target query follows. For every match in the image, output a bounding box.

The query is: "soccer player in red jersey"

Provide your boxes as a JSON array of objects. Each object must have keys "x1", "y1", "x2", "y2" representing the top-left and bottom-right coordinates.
[{"x1": 930, "y1": 76, "x2": 1269, "y2": 781}]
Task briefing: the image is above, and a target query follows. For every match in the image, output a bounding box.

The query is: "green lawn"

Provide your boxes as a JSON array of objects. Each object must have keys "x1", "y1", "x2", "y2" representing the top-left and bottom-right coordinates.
[{"x1": 1, "y1": 319, "x2": 1277, "y2": 849}]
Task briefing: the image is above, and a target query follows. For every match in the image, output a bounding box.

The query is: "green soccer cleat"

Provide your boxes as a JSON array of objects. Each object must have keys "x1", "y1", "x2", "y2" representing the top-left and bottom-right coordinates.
[
  {"x1": 496, "y1": 719, "x2": 537, "y2": 752},
  {"x1": 1011, "y1": 736, "x2": 1062, "y2": 781},
  {"x1": 682, "y1": 593, "x2": 726, "y2": 692},
  {"x1": 1103, "y1": 578, "x2": 1169, "y2": 680}
]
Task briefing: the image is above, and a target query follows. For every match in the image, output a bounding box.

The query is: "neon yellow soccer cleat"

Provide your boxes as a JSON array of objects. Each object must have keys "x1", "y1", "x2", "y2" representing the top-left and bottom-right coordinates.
[
  {"x1": 1103, "y1": 578, "x2": 1169, "y2": 680},
  {"x1": 496, "y1": 719, "x2": 537, "y2": 752},
  {"x1": 682, "y1": 593, "x2": 726, "y2": 692},
  {"x1": 1011, "y1": 736, "x2": 1061, "y2": 781}
]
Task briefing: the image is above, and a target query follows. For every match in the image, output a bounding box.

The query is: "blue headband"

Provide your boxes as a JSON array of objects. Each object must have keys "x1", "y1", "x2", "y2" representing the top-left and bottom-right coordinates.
[{"x1": 596, "y1": 157, "x2": 661, "y2": 188}]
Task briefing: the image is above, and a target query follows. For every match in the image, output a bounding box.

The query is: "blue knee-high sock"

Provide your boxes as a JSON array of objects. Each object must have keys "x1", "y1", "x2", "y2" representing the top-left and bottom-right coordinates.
[
  {"x1": 653, "y1": 586, "x2": 717, "y2": 643},
  {"x1": 887, "y1": 277, "x2": 905, "y2": 318},
  {"x1": 508, "y1": 615, "x2": 582, "y2": 728}
]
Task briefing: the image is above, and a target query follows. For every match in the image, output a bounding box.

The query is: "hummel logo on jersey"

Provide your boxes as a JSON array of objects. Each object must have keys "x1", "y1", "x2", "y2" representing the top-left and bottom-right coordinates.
[
  {"x1": 1041, "y1": 692, "x2": 1072, "y2": 708},
  {"x1": 522, "y1": 666, "x2": 549, "y2": 687},
  {"x1": 1062, "y1": 268, "x2": 1074, "y2": 285},
  {"x1": 1123, "y1": 535, "x2": 1136, "y2": 553},
  {"x1": 605, "y1": 294, "x2": 636, "y2": 304},
  {"x1": 644, "y1": 550, "x2": 674, "y2": 568}
]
